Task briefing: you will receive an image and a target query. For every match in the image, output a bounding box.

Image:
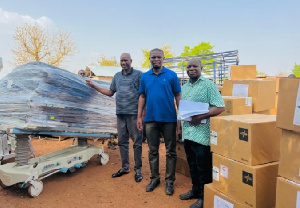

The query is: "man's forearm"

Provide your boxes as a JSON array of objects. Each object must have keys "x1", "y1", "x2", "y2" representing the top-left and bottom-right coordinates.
[{"x1": 93, "y1": 85, "x2": 114, "y2": 96}]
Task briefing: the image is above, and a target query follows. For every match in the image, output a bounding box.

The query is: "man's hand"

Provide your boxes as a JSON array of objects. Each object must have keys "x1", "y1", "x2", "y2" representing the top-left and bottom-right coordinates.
[
  {"x1": 137, "y1": 117, "x2": 143, "y2": 131},
  {"x1": 85, "y1": 80, "x2": 95, "y2": 88},
  {"x1": 190, "y1": 114, "x2": 204, "y2": 125}
]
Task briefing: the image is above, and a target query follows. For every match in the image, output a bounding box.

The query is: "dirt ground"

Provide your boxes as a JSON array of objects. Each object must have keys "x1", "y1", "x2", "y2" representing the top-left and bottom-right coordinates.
[{"x1": 0, "y1": 138, "x2": 196, "y2": 208}]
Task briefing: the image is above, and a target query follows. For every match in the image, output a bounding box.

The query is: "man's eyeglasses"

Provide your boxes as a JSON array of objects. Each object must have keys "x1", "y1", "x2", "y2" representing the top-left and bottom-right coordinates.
[{"x1": 80, "y1": 73, "x2": 86, "y2": 75}]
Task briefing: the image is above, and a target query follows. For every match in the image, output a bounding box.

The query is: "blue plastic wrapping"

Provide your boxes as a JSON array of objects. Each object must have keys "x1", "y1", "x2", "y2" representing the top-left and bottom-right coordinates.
[{"x1": 0, "y1": 62, "x2": 117, "y2": 133}]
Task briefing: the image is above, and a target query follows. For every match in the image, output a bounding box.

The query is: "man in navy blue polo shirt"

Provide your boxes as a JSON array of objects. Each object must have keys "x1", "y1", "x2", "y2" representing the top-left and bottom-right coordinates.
[
  {"x1": 137, "y1": 48, "x2": 181, "y2": 195},
  {"x1": 86, "y1": 53, "x2": 143, "y2": 182}
]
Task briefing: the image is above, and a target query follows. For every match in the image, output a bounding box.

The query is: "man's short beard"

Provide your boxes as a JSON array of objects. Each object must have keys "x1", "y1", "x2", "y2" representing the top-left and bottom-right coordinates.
[{"x1": 153, "y1": 65, "x2": 161, "y2": 70}]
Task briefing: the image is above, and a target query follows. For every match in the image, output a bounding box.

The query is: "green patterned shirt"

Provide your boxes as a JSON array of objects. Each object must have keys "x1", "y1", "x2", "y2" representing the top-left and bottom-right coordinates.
[{"x1": 181, "y1": 75, "x2": 225, "y2": 146}]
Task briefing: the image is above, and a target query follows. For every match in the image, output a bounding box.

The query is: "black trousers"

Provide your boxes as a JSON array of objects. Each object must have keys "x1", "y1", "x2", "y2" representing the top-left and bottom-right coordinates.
[
  {"x1": 184, "y1": 139, "x2": 212, "y2": 199},
  {"x1": 145, "y1": 122, "x2": 177, "y2": 183}
]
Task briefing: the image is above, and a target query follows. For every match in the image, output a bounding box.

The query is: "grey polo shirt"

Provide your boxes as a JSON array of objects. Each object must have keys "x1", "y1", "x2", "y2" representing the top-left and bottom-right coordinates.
[{"x1": 110, "y1": 68, "x2": 142, "y2": 115}]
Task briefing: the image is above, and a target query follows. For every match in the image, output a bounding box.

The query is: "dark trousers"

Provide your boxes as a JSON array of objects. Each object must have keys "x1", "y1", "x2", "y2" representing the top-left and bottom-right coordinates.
[
  {"x1": 145, "y1": 122, "x2": 177, "y2": 183},
  {"x1": 184, "y1": 139, "x2": 212, "y2": 199},
  {"x1": 117, "y1": 114, "x2": 143, "y2": 171}
]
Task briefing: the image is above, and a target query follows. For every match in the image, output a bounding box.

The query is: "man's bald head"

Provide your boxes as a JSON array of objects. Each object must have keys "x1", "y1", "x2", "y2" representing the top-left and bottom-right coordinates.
[
  {"x1": 187, "y1": 58, "x2": 202, "y2": 67},
  {"x1": 120, "y1": 53, "x2": 131, "y2": 60}
]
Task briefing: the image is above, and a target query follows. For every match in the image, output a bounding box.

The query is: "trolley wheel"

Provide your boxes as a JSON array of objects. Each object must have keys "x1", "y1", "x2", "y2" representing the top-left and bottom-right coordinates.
[
  {"x1": 28, "y1": 181, "x2": 43, "y2": 197},
  {"x1": 100, "y1": 153, "x2": 109, "y2": 165},
  {"x1": 0, "y1": 180, "x2": 11, "y2": 189}
]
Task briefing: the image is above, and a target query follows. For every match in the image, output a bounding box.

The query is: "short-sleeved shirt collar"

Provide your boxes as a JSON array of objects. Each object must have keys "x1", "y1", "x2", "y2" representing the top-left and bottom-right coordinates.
[
  {"x1": 122, "y1": 68, "x2": 133, "y2": 75},
  {"x1": 150, "y1": 66, "x2": 167, "y2": 75},
  {"x1": 187, "y1": 75, "x2": 205, "y2": 85}
]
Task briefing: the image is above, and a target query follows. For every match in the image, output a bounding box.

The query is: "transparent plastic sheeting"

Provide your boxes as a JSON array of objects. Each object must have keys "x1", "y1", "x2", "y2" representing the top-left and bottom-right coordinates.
[{"x1": 0, "y1": 62, "x2": 117, "y2": 134}]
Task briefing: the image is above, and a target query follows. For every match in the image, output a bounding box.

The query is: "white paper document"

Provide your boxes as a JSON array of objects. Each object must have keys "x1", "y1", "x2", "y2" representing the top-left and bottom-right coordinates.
[
  {"x1": 178, "y1": 100, "x2": 209, "y2": 121},
  {"x1": 297, "y1": 191, "x2": 300, "y2": 208},
  {"x1": 232, "y1": 84, "x2": 249, "y2": 97},
  {"x1": 293, "y1": 83, "x2": 300, "y2": 126}
]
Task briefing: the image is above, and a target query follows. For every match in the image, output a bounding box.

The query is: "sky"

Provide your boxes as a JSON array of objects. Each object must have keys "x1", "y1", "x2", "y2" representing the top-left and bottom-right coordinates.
[{"x1": 0, "y1": 0, "x2": 299, "y2": 78}]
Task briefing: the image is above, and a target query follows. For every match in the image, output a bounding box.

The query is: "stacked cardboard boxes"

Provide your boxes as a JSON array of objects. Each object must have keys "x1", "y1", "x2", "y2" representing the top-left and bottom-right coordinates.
[
  {"x1": 222, "y1": 79, "x2": 276, "y2": 113},
  {"x1": 275, "y1": 78, "x2": 300, "y2": 208},
  {"x1": 205, "y1": 114, "x2": 280, "y2": 208},
  {"x1": 229, "y1": 65, "x2": 257, "y2": 80},
  {"x1": 262, "y1": 77, "x2": 280, "y2": 115}
]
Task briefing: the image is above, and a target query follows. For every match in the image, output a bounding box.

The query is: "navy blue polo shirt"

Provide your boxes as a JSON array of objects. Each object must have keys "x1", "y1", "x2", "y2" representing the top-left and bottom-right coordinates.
[{"x1": 139, "y1": 67, "x2": 181, "y2": 122}]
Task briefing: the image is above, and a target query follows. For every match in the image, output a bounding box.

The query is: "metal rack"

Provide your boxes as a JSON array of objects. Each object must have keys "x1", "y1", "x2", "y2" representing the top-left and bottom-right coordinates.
[{"x1": 163, "y1": 50, "x2": 239, "y2": 85}]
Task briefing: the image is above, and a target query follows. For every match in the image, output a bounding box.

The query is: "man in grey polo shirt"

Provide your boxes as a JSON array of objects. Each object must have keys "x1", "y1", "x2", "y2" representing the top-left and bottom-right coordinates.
[{"x1": 86, "y1": 53, "x2": 143, "y2": 182}]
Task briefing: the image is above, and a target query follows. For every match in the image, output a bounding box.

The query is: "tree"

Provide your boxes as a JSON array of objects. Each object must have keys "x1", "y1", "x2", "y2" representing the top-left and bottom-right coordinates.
[
  {"x1": 291, "y1": 62, "x2": 300, "y2": 77},
  {"x1": 256, "y1": 70, "x2": 268, "y2": 77},
  {"x1": 11, "y1": 23, "x2": 76, "y2": 67},
  {"x1": 179, "y1": 42, "x2": 214, "y2": 71},
  {"x1": 98, "y1": 55, "x2": 118, "y2": 66},
  {"x1": 141, "y1": 44, "x2": 174, "y2": 68},
  {"x1": 276, "y1": 71, "x2": 289, "y2": 77}
]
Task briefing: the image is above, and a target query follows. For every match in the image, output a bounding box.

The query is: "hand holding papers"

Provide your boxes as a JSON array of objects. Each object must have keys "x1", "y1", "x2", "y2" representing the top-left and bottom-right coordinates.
[{"x1": 178, "y1": 100, "x2": 209, "y2": 122}]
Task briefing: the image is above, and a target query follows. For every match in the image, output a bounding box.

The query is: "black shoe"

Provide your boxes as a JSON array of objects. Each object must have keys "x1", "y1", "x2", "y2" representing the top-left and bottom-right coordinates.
[
  {"x1": 146, "y1": 180, "x2": 160, "y2": 192},
  {"x1": 190, "y1": 198, "x2": 203, "y2": 208},
  {"x1": 112, "y1": 169, "x2": 129, "y2": 178},
  {"x1": 165, "y1": 182, "x2": 174, "y2": 195},
  {"x1": 135, "y1": 171, "x2": 143, "y2": 182},
  {"x1": 179, "y1": 190, "x2": 199, "y2": 200}
]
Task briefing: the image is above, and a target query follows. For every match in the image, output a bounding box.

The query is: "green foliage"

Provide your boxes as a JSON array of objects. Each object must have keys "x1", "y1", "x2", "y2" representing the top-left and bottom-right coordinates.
[
  {"x1": 178, "y1": 42, "x2": 214, "y2": 71},
  {"x1": 256, "y1": 70, "x2": 268, "y2": 77},
  {"x1": 292, "y1": 62, "x2": 300, "y2": 77},
  {"x1": 98, "y1": 55, "x2": 118, "y2": 66},
  {"x1": 141, "y1": 44, "x2": 174, "y2": 68}
]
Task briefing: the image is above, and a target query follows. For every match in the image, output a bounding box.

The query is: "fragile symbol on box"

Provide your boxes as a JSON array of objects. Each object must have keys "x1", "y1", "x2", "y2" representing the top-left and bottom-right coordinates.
[{"x1": 220, "y1": 165, "x2": 228, "y2": 178}]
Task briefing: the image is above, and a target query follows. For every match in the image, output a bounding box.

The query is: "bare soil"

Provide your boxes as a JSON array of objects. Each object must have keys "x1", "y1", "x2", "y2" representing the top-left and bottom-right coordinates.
[{"x1": 0, "y1": 138, "x2": 196, "y2": 208}]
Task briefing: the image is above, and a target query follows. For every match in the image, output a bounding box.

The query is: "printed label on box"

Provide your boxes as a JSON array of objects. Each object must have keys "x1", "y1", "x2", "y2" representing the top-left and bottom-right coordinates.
[
  {"x1": 210, "y1": 131, "x2": 217, "y2": 145},
  {"x1": 213, "y1": 166, "x2": 219, "y2": 181},
  {"x1": 242, "y1": 171, "x2": 253, "y2": 186},
  {"x1": 220, "y1": 165, "x2": 228, "y2": 178},
  {"x1": 297, "y1": 191, "x2": 300, "y2": 208},
  {"x1": 245, "y1": 97, "x2": 252, "y2": 106},
  {"x1": 293, "y1": 83, "x2": 300, "y2": 126},
  {"x1": 232, "y1": 84, "x2": 249, "y2": 97},
  {"x1": 214, "y1": 195, "x2": 234, "y2": 208}
]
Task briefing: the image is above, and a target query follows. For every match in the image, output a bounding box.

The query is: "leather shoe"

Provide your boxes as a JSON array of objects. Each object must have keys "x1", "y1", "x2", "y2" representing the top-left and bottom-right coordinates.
[
  {"x1": 179, "y1": 190, "x2": 199, "y2": 200},
  {"x1": 146, "y1": 180, "x2": 160, "y2": 192},
  {"x1": 190, "y1": 198, "x2": 203, "y2": 208},
  {"x1": 165, "y1": 182, "x2": 174, "y2": 195},
  {"x1": 135, "y1": 171, "x2": 143, "y2": 182},
  {"x1": 112, "y1": 169, "x2": 129, "y2": 178}
]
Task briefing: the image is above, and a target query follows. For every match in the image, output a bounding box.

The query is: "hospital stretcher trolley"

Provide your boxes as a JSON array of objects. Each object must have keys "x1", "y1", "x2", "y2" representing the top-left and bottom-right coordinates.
[{"x1": 0, "y1": 128, "x2": 113, "y2": 197}]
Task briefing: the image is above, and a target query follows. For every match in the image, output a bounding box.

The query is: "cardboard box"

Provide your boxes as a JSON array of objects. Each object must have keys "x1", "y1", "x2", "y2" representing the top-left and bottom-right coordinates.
[
  {"x1": 217, "y1": 86, "x2": 223, "y2": 95},
  {"x1": 230, "y1": 65, "x2": 257, "y2": 80},
  {"x1": 276, "y1": 78, "x2": 300, "y2": 132},
  {"x1": 219, "y1": 96, "x2": 252, "y2": 116},
  {"x1": 269, "y1": 93, "x2": 278, "y2": 115},
  {"x1": 176, "y1": 141, "x2": 186, "y2": 159},
  {"x1": 212, "y1": 153, "x2": 278, "y2": 208},
  {"x1": 222, "y1": 80, "x2": 276, "y2": 112},
  {"x1": 210, "y1": 114, "x2": 281, "y2": 165},
  {"x1": 262, "y1": 77, "x2": 280, "y2": 93},
  {"x1": 175, "y1": 156, "x2": 190, "y2": 177},
  {"x1": 254, "y1": 109, "x2": 270, "y2": 115},
  {"x1": 278, "y1": 129, "x2": 300, "y2": 183},
  {"x1": 204, "y1": 183, "x2": 249, "y2": 208},
  {"x1": 276, "y1": 177, "x2": 300, "y2": 208}
]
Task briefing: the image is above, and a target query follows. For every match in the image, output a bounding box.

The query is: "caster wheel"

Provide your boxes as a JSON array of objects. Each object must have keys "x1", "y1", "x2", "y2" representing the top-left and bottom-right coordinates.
[
  {"x1": 28, "y1": 181, "x2": 43, "y2": 197},
  {"x1": 0, "y1": 180, "x2": 11, "y2": 189},
  {"x1": 100, "y1": 153, "x2": 109, "y2": 165}
]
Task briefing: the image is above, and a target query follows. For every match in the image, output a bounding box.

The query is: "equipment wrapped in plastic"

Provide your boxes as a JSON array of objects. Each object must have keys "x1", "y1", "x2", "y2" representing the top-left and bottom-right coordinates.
[{"x1": 0, "y1": 61, "x2": 117, "y2": 133}]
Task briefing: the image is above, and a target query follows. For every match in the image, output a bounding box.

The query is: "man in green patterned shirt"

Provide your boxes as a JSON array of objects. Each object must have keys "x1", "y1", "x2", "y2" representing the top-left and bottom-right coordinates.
[{"x1": 178, "y1": 59, "x2": 225, "y2": 208}]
